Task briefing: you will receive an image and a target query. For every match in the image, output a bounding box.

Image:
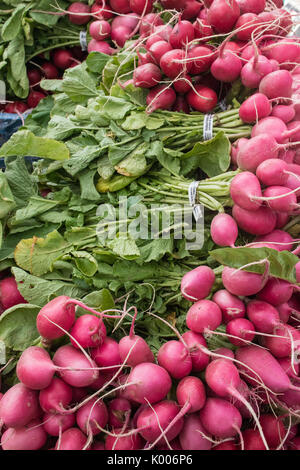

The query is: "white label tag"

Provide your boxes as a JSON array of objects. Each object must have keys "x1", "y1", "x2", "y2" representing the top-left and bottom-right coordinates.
[
  {"x1": 188, "y1": 181, "x2": 203, "y2": 222},
  {"x1": 80, "y1": 31, "x2": 87, "y2": 51},
  {"x1": 203, "y1": 114, "x2": 214, "y2": 141}
]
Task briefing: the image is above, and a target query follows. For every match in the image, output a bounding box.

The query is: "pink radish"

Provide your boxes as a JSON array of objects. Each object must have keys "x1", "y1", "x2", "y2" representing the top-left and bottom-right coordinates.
[
  {"x1": 237, "y1": 0, "x2": 265, "y2": 14},
  {"x1": 179, "y1": 414, "x2": 212, "y2": 450},
  {"x1": 169, "y1": 21, "x2": 195, "y2": 49},
  {"x1": 187, "y1": 45, "x2": 215, "y2": 74},
  {"x1": 262, "y1": 324, "x2": 300, "y2": 358},
  {"x1": 139, "y1": 13, "x2": 164, "y2": 36},
  {"x1": 42, "y1": 412, "x2": 75, "y2": 436},
  {"x1": 16, "y1": 346, "x2": 55, "y2": 390},
  {"x1": 36, "y1": 295, "x2": 75, "y2": 340},
  {"x1": 39, "y1": 377, "x2": 73, "y2": 414},
  {"x1": 232, "y1": 204, "x2": 277, "y2": 235},
  {"x1": 187, "y1": 85, "x2": 217, "y2": 112},
  {"x1": 54, "y1": 428, "x2": 87, "y2": 450},
  {"x1": 0, "y1": 383, "x2": 40, "y2": 428},
  {"x1": 182, "y1": 331, "x2": 210, "y2": 372},
  {"x1": 239, "y1": 93, "x2": 271, "y2": 123},
  {"x1": 160, "y1": 49, "x2": 191, "y2": 79},
  {"x1": 241, "y1": 55, "x2": 273, "y2": 89},
  {"x1": 200, "y1": 397, "x2": 242, "y2": 438},
  {"x1": 70, "y1": 314, "x2": 106, "y2": 349},
  {"x1": 1, "y1": 419, "x2": 47, "y2": 451},
  {"x1": 235, "y1": 13, "x2": 258, "y2": 41},
  {"x1": 91, "y1": 337, "x2": 121, "y2": 372},
  {"x1": 256, "y1": 159, "x2": 289, "y2": 186},
  {"x1": 133, "y1": 63, "x2": 161, "y2": 88},
  {"x1": 180, "y1": 265, "x2": 215, "y2": 302},
  {"x1": 88, "y1": 39, "x2": 114, "y2": 54},
  {"x1": 146, "y1": 85, "x2": 176, "y2": 113},
  {"x1": 243, "y1": 428, "x2": 267, "y2": 450},
  {"x1": 105, "y1": 429, "x2": 143, "y2": 450},
  {"x1": 186, "y1": 299, "x2": 222, "y2": 333},
  {"x1": 110, "y1": 0, "x2": 131, "y2": 13},
  {"x1": 212, "y1": 289, "x2": 246, "y2": 324},
  {"x1": 261, "y1": 186, "x2": 298, "y2": 213},
  {"x1": 259, "y1": 414, "x2": 286, "y2": 449},
  {"x1": 76, "y1": 398, "x2": 108, "y2": 435},
  {"x1": 67, "y1": 2, "x2": 90, "y2": 25},
  {"x1": 89, "y1": 20, "x2": 111, "y2": 41},
  {"x1": 129, "y1": 0, "x2": 153, "y2": 15},
  {"x1": 222, "y1": 266, "x2": 267, "y2": 296},
  {"x1": 126, "y1": 362, "x2": 172, "y2": 404},
  {"x1": 176, "y1": 376, "x2": 206, "y2": 413},
  {"x1": 257, "y1": 278, "x2": 294, "y2": 306},
  {"x1": 226, "y1": 318, "x2": 256, "y2": 346},
  {"x1": 211, "y1": 52, "x2": 242, "y2": 83},
  {"x1": 246, "y1": 300, "x2": 280, "y2": 333},
  {"x1": 210, "y1": 213, "x2": 238, "y2": 247},
  {"x1": 193, "y1": 18, "x2": 213, "y2": 40},
  {"x1": 91, "y1": 2, "x2": 114, "y2": 20},
  {"x1": 0, "y1": 276, "x2": 26, "y2": 310},
  {"x1": 157, "y1": 340, "x2": 192, "y2": 379},
  {"x1": 271, "y1": 104, "x2": 296, "y2": 123},
  {"x1": 207, "y1": 0, "x2": 240, "y2": 33},
  {"x1": 254, "y1": 229, "x2": 294, "y2": 252},
  {"x1": 148, "y1": 41, "x2": 172, "y2": 65},
  {"x1": 237, "y1": 134, "x2": 279, "y2": 172},
  {"x1": 108, "y1": 398, "x2": 131, "y2": 428},
  {"x1": 53, "y1": 345, "x2": 99, "y2": 387},
  {"x1": 230, "y1": 171, "x2": 262, "y2": 211},
  {"x1": 259, "y1": 69, "x2": 293, "y2": 99}
]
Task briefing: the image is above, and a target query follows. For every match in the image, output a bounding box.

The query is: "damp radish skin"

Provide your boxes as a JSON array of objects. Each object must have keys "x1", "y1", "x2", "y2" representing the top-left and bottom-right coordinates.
[
  {"x1": 200, "y1": 398, "x2": 242, "y2": 438},
  {"x1": 129, "y1": 0, "x2": 154, "y2": 15},
  {"x1": 242, "y1": 428, "x2": 267, "y2": 450},
  {"x1": 16, "y1": 346, "x2": 55, "y2": 390},
  {"x1": 210, "y1": 213, "x2": 239, "y2": 247},
  {"x1": 257, "y1": 278, "x2": 294, "y2": 307},
  {"x1": 262, "y1": 324, "x2": 300, "y2": 359},
  {"x1": 226, "y1": 318, "x2": 256, "y2": 347},
  {"x1": 212, "y1": 290, "x2": 246, "y2": 324},
  {"x1": 259, "y1": 414, "x2": 286, "y2": 449},
  {"x1": 157, "y1": 340, "x2": 192, "y2": 379},
  {"x1": 53, "y1": 345, "x2": 99, "y2": 387},
  {"x1": 0, "y1": 383, "x2": 40, "y2": 428},
  {"x1": 211, "y1": 52, "x2": 242, "y2": 83},
  {"x1": 230, "y1": 172, "x2": 263, "y2": 211},
  {"x1": 180, "y1": 266, "x2": 215, "y2": 302},
  {"x1": 271, "y1": 105, "x2": 296, "y2": 123},
  {"x1": 126, "y1": 363, "x2": 172, "y2": 404},
  {"x1": 91, "y1": 337, "x2": 121, "y2": 372},
  {"x1": 188, "y1": 46, "x2": 215, "y2": 74},
  {"x1": 137, "y1": 401, "x2": 184, "y2": 444},
  {"x1": 239, "y1": 93, "x2": 271, "y2": 123},
  {"x1": 36, "y1": 295, "x2": 76, "y2": 340},
  {"x1": 89, "y1": 20, "x2": 111, "y2": 41},
  {"x1": 1, "y1": 419, "x2": 47, "y2": 451},
  {"x1": 148, "y1": 41, "x2": 172, "y2": 65},
  {"x1": 67, "y1": 2, "x2": 91, "y2": 25},
  {"x1": 237, "y1": 0, "x2": 265, "y2": 14},
  {"x1": 181, "y1": 331, "x2": 210, "y2": 372},
  {"x1": 222, "y1": 266, "x2": 266, "y2": 297},
  {"x1": 133, "y1": 64, "x2": 162, "y2": 88},
  {"x1": 176, "y1": 376, "x2": 206, "y2": 413},
  {"x1": 186, "y1": 299, "x2": 222, "y2": 333},
  {"x1": 179, "y1": 414, "x2": 212, "y2": 450},
  {"x1": 235, "y1": 13, "x2": 259, "y2": 41},
  {"x1": 76, "y1": 398, "x2": 108, "y2": 435},
  {"x1": 232, "y1": 204, "x2": 277, "y2": 236},
  {"x1": 160, "y1": 49, "x2": 191, "y2": 79},
  {"x1": 246, "y1": 300, "x2": 280, "y2": 333},
  {"x1": 169, "y1": 21, "x2": 195, "y2": 49},
  {"x1": 251, "y1": 117, "x2": 288, "y2": 144}
]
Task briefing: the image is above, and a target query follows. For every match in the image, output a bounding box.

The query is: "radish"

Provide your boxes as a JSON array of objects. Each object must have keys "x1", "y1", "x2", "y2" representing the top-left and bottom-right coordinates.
[
  {"x1": 137, "y1": 400, "x2": 184, "y2": 445},
  {"x1": 256, "y1": 159, "x2": 289, "y2": 186},
  {"x1": 211, "y1": 52, "x2": 242, "y2": 83},
  {"x1": 242, "y1": 428, "x2": 267, "y2": 450},
  {"x1": 179, "y1": 414, "x2": 212, "y2": 450},
  {"x1": 157, "y1": 340, "x2": 192, "y2": 379},
  {"x1": 259, "y1": 69, "x2": 293, "y2": 99},
  {"x1": 133, "y1": 63, "x2": 161, "y2": 88},
  {"x1": 42, "y1": 412, "x2": 75, "y2": 436},
  {"x1": 4, "y1": 102, "x2": 28, "y2": 114},
  {"x1": 193, "y1": 18, "x2": 213, "y2": 40},
  {"x1": 232, "y1": 204, "x2": 277, "y2": 235},
  {"x1": 67, "y1": 2, "x2": 90, "y2": 25},
  {"x1": 261, "y1": 186, "x2": 298, "y2": 213},
  {"x1": 89, "y1": 20, "x2": 111, "y2": 41},
  {"x1": 91, "y1": 2, "x2": 114, "y2": 20},
  {"x1": 52, "y1": 49, "x2": 74, "y2": 69},
  {"x1": 1, "y1": 419, "x2": 47, "y2": 451},
  {"x1": 226, "y1": 318, "x2": 256, "y2": 346},
  {"x1": 88, "y1": 39, "x2": 114, "y2": 54},
  {"x1": 39, "y1": 377, "x2": 73, "y2": 414},
  {"x1": 160, "y1": 49, "x2": 191, "y2": 79},
  {"x1": 212, "y1": 289, "x2": 246, "y2": 324},
  {"x1": 230, "y1": 171, "x2": 262, "y2": 211},
  {"x1": 148, "y1": 41, "x2": 172, "y2": 65},
  {"x1": 210, "y1": 213, "x2": 238, "y2": 247},
  {"x1": 92, "y1": 441, "x2": 105, "y2": 450},
  {"x1": 105, "y1": 429, "x2": 143, "y2": 450},
  {"x1": 157, "y1": 437, "x2": 182, "y2": 450},
  {"x1": 263, "y1": 38, "x2": 300, "y2": 70},
  {"x1": 55, "y1": 428, "x2": 87, "y2": 450},
  {"x1": 139, "y1": 13, "x2": 164, "y2": 36},
  {"x1": 271, "y1": 105, "x2": 296, "y2": 123},
  {"x1": 237, "y1": 0, "x2": 265, "y2": 14},
  {"x1": 212, "y1": 348, "x2": 235, "y2": 361},
  {"x1": 36, "y1": 296, "x2": 76, "y2": 340},
  {"x1": 76, "y1": 398, "x2": 108, "y2": 435},
  {"x1": 176, "y1": 376, "x2": 206, "y2": 413},
  {"x1": 0, "y1": 276, "x2": 26, "y2": 310},
  {"x1": 129, "y1": 0, "x2": 153, "y2": 15},
  {"x1": 53, "y1": 345, "x2": 99, "y2": 387},
  {"x1": 173, "y1": 96, "x2": 190, "y2": 113},
  {"x1": 173, "y1": 74, "x2": 192, "y2": 94},
  {"x1": 235, "y1": 13, "x2": 258, "y2": 41},
  {"x1": 200, "y1": 398, "x2": 242, "y2": 438},
  {"x1": 118, "y1": 314, "x2": 155, "y2": 367},
  {"x1": 110, "y1": 0, "x2": 131, "y2": 13},
  {"x1": 237, "y1": 134, "x2": 279, "y2": 172},
  {"x1": 241, "y1": 44, "x2": 260, "y2": 61},
  {"x1": 259, "y1": 414, "x2": 286, "y2": 448},
  {"x1": 160, "y1": 0, "x2": 186, "y2": 8},
  {"x1": 231, "y1": 137, "x2": 248, "y2": 166},
  {"x1": 246, "y1": 300, "x2": 281, "y2": 333},
  {"x1": 41, "y1": 62, "x2": 59, "y2": 79},
  {"x1": 27, "y1": 68, "x2": 41, "y2": 86},
  {"x1": 108, "y1": 398, "x2": 131, "y2": 428},
  {"x1": 262, "y1": 324, "x2": 300, "y2": 358},
  {"x1": 239, "y1": 93, "x2": 271, "y2": 123},
  {"x1": 182, "y1": 331, "x2": 210, "y2": 372},
  {"x1": 186, "y1": 299, "x2": 222, "y2": 334},
  {"x1": 146, "y1": 85, "x2": 176, "y2": 113},
  {"x1": 27, "y1": 91, "x2": 46, "y2": 108},
  {"x1": 213, "y1": 441, "x2": 237, "y2": 450},
  {"x1": 91, "y1": 337, "x2": 121, "y2": 372},
  {"x1": 188, "y1": 46, "x2": 214, "y2": 74},
  {"x1": 0, "y1": 383, "x2": 40, "y2": 428},
  {"x1": 187, "y1": 85, "x2": 217, "y2": 112},
  {"x1": 16, "y1": 346, "x2": 56, "y2": 390},
  {"x1": 182, "y1": 0, "x2": 202, "y2": 20},
  {"x1": 222, "y1": 266, "x2": 267, "y2": 296},
  {"x1": 180, "y1": 265, "x2": 215, "y2": 302},
  {"x1": 169, "y1": 21, "x2": 195, "y2": 49},
  {"x1": 241, "y1": 56, "x2": 274, "y2": 89},
  {"x1": 125, "y1": 362, "x2": 172, "y2": 404},
  {"x1": 207, "y1": 0, "x2": 240, "y2": 34},
  {"x1": 251, "y1": 116, "x2": 289, "y2": 144},
  {"x1": 70, "y1": 314, "x2": 106, "y2": 349}
]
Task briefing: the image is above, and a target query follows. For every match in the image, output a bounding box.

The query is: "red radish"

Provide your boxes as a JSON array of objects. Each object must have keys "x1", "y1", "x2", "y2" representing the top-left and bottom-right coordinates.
[
  {"x1": 179, "y1": 414, "x2": 212, "y2": 450},
  {"x1": 256, "y1": 159, "x2": 289, "y2": 186},
  {"x1": 212, "y1": 348, "x2": 235, "y2": 361},
  {"x1": 278, "y1": 357, "x2": 299, "y2": 379},
  {"x1": 237, "y1": 0, "x2": 265, "y2": 14},
  {"x1": 173, "y1": 75, "x2": 192, "y2": 94},
  {"x1": 182, "y1": 331, "x2": 210, "y2": 372},
  {"x1": 263, "y1": 38, "x2": 300, "y2": 70},
  {"x1": 277, "y1": 303, "x2": 293, "y2": 323},
  {"x1": 182, "y1": 0, "x2": 202, "y2": 20},
  {"x1": 146, "y1": 85, "x2": 176, "y2": 113},
  {"x1": 160, "y1": 0, "x2": 186, "y2": 8},
  {"x1": 76, "y1": 398, "x2": 108, "y2": 435},
  {"x1": 89, "y1": 20, "x2": 111, "y2": 41},
  {"x1": 160, "y1": 49, "x2": 191, "y2": 79},
  {"x1": 207, "y1": 0, "x2": 240, "y2": 33},
  {"x1": 36, "y1": 295, "x2": 75, "y2": 340},
  {"x1": 239, "y1": 93, "x2": 271, "y2": 123},
  {"x1": 193, "y1": 18, "x2": 213, "y2": 40},
  {"x1": 118, "y1": 327, "x2": 155, "y2": 368},
  {"x1": 133, "y1": 63, "x2": 161, "y2": 88},
  {"x1": 157, "y1": 437, "x2": 182, "y2": 450},
  {"x1": 271, "y1": 104, "x2": 295, "y2": 123},
  {"x1": 70, "y1": 314, "x2": 106, "y2": 349},
  {"x1": 105, "y1": 429, "x2": 143, "y2": 450},
  {"x1": 91, "y1": 337, "x2": 121, "y2": 372},
  {"x1": 4, "y1": 102, "x2": 28, "y2": 114},
  {"x1": 226, "y1": 318, "x2": 256, "y2": 346},
  {"x1": 27, "y1": 91, "x2": 46, "y2": 108},
  {"x1": 200, "y1": 398, "x2": 242, "y2": 438},
  {"x1": 0, "y1": 276, "x2": 26, "y2": 309},
  {"x1": 232, "y1": 204, "x2": 277, "y2": 235},
  {"x1": 67, "y1": 2, "x2": 90, "y2": 25},
  {"x1": 88, "y1": 39, "x2": 114, "y2": 54},
  {"x1": 241, "y1": 44, "x2": 260, "y2": 61},
  {"x1": 111, "y1": 13, "x2": 139, "y2": 31},
  {"x1": 188, "y1": 46, "x2": 214, "y2": 74},
  {"x1": 251, "y1": 116, "x2": 289, "y2": 144},
  {"x1": 148, "y1": 41, "x2": 172, "y2": 65},
  {"x1": 41, "y1": 62, "x2": 59, "y2": 79},
  {"x1": 126, "y1": 362, "x2": 172, "y2": 404},
  {"x1": 180, "y1": 265, "x2": 215, "y2": 302},
  {"x1": 235, "y1": 13, "x2": 258, "y2": 41},
  {"x1": 0, "y1": 383, "x2": 40, "y2": 428},
  {"x1": 39, "y1": 377, "x2": 73, "y2": 414},
  {"x1": 213, "y1": 441, "x2": 237, "y2": 450},
  {"x1": 129, "y1": 0, "x2": 153, "y2": 15},
  {"x1": 173, "y1": 96, "x2": 190, "y2": 113},
  {"x1": 230, "y1": 171, "x2": 262, "y2": 211},
  {"x1": 258, "y1": 278, "x2": 294, "y2": 306},
  {"x1": 262, "y1": 324, "x2": 300, "y2": 358},
  {"x1": 259, "y1": 414, "x2": 286, "y2": 448},
  {"x1": 262, "y1": 186, "x2": 298, "y2": 213},
  {"x1": 169, "y1": 21, "x2": 195, "y2": 49},
  {"x1": 1, "y1": 420, "x2": 47, "y2": 451},
  {"x1": 91, "y1": 2, "x2": 114, "y2": 20},
  {"x1": 27, "y1": 68, "x2": 41, "y2": 86},
  {"x1": 110, "y1": 0, "x2": 131, "y2": 13},
  {"x1": 53, "y1": 345, "x2": 99, "y2": 387},
  {"x1": 241, "y1": 55, "x2": 273, "y2": 89},
  {"x1": 108, "y1": 398, "x2": 131, "y2": 428},
  {"x1": 157, "y1": 340, "x2": 192, "y2": 379},
  {"x1": 16, "y1": 346, "x2": 55, "y2": 390},
  {"x1": 52, "y1": 49, "x2": 74, "y2": 69},
  {"x1": 211, "y1": 52, "x2": 242, "y2": 83},
  {"x1": 212, "y1": 289, "x2": 246, "y2": 324},
  {"x1": 222, "y1": 266, "x2": 267, "y2": 296},
  {"x1": 42, "y1": 412, "x2": 75, "y2": 436},
  {"x1": 139, "y1": 13, "x2": 164, "y2": 36},
  {"x1": 137, "y1": 400, "x2": 184, "y2": 445},
  {"x1": 242, "y1": 428, "x2": 267, "y2": 450},
  {"x1": 186, "y1": 299, "x2": 222, "y2": 333},
  {"x1": 210, "y1": 213, "x2": 238, "y2": 247},
  {"x1": 288, "y1": 437, "x2": 300, "y2": 450},
  {"x1": 54, "y1": 428, "x2": 87, "y2": 450},
  {"x1": 137, "y1": 49, "x2": 154, "y2": 66},
  {"x1": 246, "y1": 300, "x2": 280, "y2": 333},
  {"x1": 152, "y1": 24, "x2": 173, "y2": 42},
  {"x1": 187, "y1": 85, "x2": 217, "y2": 112},
  {"x1": 176, "y1": 376, "x2": 206, "y2": 412},
  {"x1": 237, "y1": 134, "x2": 279, "y2": 172},
  {"x1": 259, "y1": 69, "x2": 293, "y2": 99},
  {"x1": 231, "y1": 138, "x2": 248, "y2": 166}
]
